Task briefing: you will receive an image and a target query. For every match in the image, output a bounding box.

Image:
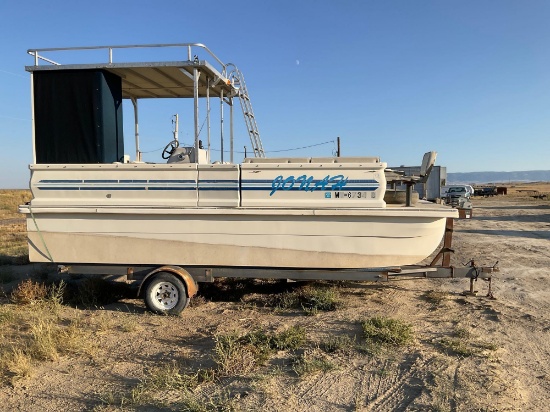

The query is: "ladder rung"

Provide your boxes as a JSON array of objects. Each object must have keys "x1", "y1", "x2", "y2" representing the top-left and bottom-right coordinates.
[{"x1": 234, "y1": 67, "x2": 264, "y2": 157}]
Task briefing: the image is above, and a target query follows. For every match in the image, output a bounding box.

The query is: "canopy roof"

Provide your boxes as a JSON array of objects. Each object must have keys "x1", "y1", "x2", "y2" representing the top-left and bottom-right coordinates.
[{"x1": 26, "y1": 60, "x2": 237, "y2": 99}]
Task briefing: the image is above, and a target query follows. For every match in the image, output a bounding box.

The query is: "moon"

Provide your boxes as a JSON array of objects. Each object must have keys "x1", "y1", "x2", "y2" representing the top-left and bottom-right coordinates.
[{"x1": 296, "y1": 60, "x2": 300, "y2": 66}]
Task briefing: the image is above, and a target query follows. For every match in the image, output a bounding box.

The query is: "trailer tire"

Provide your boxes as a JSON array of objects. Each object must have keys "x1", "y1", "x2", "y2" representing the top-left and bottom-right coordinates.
[{"x1": 144, "y1": 272, "x2": 188, "y2": 315}]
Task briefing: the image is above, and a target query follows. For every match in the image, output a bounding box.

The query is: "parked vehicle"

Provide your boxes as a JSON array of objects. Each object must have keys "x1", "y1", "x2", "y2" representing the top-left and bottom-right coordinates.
[
  {"x1": 442, "y1": 185, "x2": 473, "y2": 198},
  {"x1": 444, "y1": 186, "x2": 471, "y2": 206},
  {"x1": 482, "y1": 186, "x2": 497, "y2": 196}
]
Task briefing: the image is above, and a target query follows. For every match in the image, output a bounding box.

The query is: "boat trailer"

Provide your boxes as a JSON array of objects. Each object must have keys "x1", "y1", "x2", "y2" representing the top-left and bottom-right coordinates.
[{"x1": 59, "y1": 213, "x2": 498, "y2": 314}]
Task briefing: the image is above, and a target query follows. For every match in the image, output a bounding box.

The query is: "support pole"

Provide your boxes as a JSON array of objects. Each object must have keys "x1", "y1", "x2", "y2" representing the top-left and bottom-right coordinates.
[
  {"x1": 405, "y1": 183, "x2": 413, "y2": 207},
  {"x1": 337, "y1": 136, "x2": 341, "y2": 157},
  {"x1": 442, "y1": 218, "x2": 454, "y2": 267},
  {"x1": 206, "y1": 77, "x2": 211, "y2": 162},
  {"x1": 173, "y1": 114, "x2": 179, "y2": 142},
  {"x1": 429, "y1": 217, "x2": 455, "y2": 267},
  {"x1": 193, "y1": 67, "x2": 200, "y2": 153},
  {"x1": 230, "y1": 97, "x2": 234, "y2": 163},
  {"x1": 30, "y1": 73, "x2": 36, "y2": 164},
  {"x1": 220, "y1": 89, "x2": 224, "y2": 163},
  {"x1": 131, "y1": 98, "x2": 141, "y2": 162}
]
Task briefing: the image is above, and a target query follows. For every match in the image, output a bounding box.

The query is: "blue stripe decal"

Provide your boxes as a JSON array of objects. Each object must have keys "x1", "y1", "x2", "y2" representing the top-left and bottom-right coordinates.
[
  {"x1": 85, "y1": 187, "x2": 147, "y2": 191},
  {"x1": 119, "y1": 179, "x2": 147, "y2": 183},
  {"x1": 148, "y1": 179, "x2": 195, "y2": 183},
  {"x1": 240, "y1": 187, "x2": 378, "y2": 191},
  {"x1": 200, "y1": 179, "x2": 239, "y2": 183},
  {"x1": 37, "y1": 187, "x2": 81, "y2": 191},
  {"x1": 39, "y1": 179, "x2": 83, "y2": 183},
  {"x1": 199, "y1": 188, "x2": 239, "y2": 191},
  {"x1": 36, "y1": 179, "x2": 378, "y2": 192},
  {"x1": 241, "y1": 179, "x2": 379, "y2": 184},
  {"x1": 148, "y1": 187, "x2": 196, "y2": 191},
  {"x1": 37, "y1": 179, "x2": 198, "y2": 191}
]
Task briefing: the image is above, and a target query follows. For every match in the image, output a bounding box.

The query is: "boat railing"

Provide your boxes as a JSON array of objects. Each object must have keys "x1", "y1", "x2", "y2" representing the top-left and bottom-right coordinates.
[{"x1": 27, "y1": 43, "x2": 228, "y2": 76}]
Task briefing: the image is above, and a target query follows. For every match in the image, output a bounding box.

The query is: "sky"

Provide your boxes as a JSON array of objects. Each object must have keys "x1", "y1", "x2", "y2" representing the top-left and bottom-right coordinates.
[{"x1": 0, "y1": 0, "x2": 549, "y2": 188}]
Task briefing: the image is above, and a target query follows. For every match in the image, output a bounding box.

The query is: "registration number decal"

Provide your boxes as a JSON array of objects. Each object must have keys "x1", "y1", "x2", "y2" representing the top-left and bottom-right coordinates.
[{"x1": 335, "y1": 191, "x2": 374, "y2": 199}]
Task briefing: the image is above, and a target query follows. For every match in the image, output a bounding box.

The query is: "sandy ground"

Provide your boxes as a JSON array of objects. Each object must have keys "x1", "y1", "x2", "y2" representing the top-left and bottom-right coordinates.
[{"x1": 0, "y1": 195, "x2": 549, "y2": 411}]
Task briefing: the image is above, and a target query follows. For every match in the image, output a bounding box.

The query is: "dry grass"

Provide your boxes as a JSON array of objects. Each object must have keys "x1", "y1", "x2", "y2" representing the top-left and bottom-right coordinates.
[
  {"x1": 319, "y1": 334, "x2": 357, "y2": 354},
  {"x1": 0, "y1": 223, "x2": 29, "y2": 265},
  {"x1": 270, "y1": 284, "x2": 342, "y2": 315},
  {"x1": 0, "y1": 281, "x2": 97, "y2": 386},
  {"x1": 0, "y1": 190, "x2": 31, "y2": 220},
  {"x1": 213, "y1": 326, "x2": 307, "y2": 376},
  {"x1": 0, "y1": 190, "x2": 31, "y2": 265},
  {"x1": 436, "y1": 325, "x2": 499, "y2": 358},
  {"x1": 1, "y1": 348, "x2": 34, "y2": 385},
  {"x1": 292, "y1": 348, "x2": 336, "y2": 377},
  {"x1": 505, "y1": 182, "x2": 550, "y2": 198},
  {"x1": 361, "y1": 317, "x2": 414, "y2": 347},
  {"x1": 10, "y1": 279, "x2": 47, "y2": 304},
  {"x1": 423, "y1": 290, "x2": 451, "y2": 307}
]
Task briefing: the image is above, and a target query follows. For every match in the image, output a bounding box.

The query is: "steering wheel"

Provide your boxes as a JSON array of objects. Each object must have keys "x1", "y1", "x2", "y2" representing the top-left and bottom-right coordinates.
[{"x1": 162, "y1": 139, "x2": 180, "y2": 159}]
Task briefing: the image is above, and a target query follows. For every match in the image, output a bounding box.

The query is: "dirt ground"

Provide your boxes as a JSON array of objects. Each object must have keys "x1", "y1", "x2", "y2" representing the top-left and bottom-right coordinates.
[{"x1": 0, "y1": 191, "x2": 549, "y2": 411}]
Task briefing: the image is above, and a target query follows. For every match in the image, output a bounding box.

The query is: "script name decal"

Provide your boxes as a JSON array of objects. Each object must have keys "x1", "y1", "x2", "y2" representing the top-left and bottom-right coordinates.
[{"x1": 270, "y1": 175, "x2": 348, "y2": 196}]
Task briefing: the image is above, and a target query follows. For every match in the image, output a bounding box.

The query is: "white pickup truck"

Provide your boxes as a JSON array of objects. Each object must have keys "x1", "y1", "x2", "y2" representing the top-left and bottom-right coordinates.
[{"x1": 442, "y1": 185, "x2": 474, "y2": 206}]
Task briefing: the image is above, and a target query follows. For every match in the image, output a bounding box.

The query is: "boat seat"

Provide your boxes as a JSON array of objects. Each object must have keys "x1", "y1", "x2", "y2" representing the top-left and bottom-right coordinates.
[{"x1": 386, "y1": 151, "x2": 437, "y2": 207}]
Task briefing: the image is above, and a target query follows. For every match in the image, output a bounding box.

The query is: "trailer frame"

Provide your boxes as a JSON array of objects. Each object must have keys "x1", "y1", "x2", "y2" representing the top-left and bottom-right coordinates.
[{"x1": 57, "y1": 216, "x2": 498, "y2": 314}]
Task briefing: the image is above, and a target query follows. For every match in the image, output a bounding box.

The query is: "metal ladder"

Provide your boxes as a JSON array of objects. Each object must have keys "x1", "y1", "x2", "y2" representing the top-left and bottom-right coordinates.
[{"x1": 227, "y1": 65, "x2": 265, "y2": 157}]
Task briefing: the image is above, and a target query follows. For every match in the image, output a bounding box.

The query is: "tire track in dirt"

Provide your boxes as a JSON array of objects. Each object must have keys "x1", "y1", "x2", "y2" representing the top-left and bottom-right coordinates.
[{"x1": 365, "y1": 354, "x2": 431, "y2": 412}]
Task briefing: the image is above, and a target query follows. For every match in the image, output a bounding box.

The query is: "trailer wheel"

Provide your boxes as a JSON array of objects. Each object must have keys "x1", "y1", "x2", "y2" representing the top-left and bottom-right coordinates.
[{"x1": 144, "y1": 272, "x2": 188, "y2": 315}]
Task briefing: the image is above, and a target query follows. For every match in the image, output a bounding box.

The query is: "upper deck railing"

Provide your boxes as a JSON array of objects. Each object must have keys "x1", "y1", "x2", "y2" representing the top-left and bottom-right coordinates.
[{"x1": 27, "y1": 43, "x2": 228, "y2": 77}]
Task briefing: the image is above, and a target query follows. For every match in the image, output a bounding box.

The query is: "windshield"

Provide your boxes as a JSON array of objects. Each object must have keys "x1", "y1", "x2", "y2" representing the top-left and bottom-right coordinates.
[{"x1": 448, "y1": 187, "x2": 465, "y2": 193}]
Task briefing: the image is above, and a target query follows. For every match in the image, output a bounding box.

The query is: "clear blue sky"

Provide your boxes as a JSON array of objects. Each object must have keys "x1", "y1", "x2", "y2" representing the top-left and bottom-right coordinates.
[{"x1": 1, "y1": 0, "x2": 549, "y2": 188}]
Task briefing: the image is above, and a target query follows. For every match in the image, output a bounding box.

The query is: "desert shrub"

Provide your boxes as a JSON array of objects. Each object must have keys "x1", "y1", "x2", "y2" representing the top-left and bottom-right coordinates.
[
  {"x1": 0, "y1": 307, "x2": 15, "y2": 324},
  {"x1": 213, "y1": 332, "x2": 260, "y2": 376},
  {"x1": 27, "y1": 316, "x2": 94, "y2": 361},
  {"x1": 361, "y1": 317, "x2": 414, "y2": 347},
  {"x1": 423, "y1": 290, "x2": 451, "y2": 307},
  {"x1": 143, "y1": 362, "x2": 215, "y2": 391},
  {"x1": 213, "y1": 326, "x2": 307, "y2": 376},
  {"x1": 438, "y1": 337, "x2": 476, "y2": 357},
  {"x1": 436, "y1": 326, "x2": 499, "y2": 358},
  {"x1": 10, "y1": 280, "x2": 47, "y2": 304},
  {"x1": 271, "y1": 285, "x2": 341, "y2": 315},
  {"x1": 319, "y1": 335, "x2": 356, "y2": 353},
  {"x1": 0, "y1": 349, "x2": 34, "y2": 385},
  {"x1": 292, "y1": 349, "x2": 335, "y2": 377}
]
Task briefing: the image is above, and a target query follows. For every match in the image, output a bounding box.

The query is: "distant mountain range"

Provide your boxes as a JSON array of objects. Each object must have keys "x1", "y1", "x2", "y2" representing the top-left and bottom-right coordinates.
[{"x1": 448, "y1": 170, "x2": 550, "y2": 184}]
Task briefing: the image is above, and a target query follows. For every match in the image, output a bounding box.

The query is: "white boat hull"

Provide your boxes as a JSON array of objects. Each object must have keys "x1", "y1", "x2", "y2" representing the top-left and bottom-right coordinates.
[{"x1": 23, "y1": 206, "x2": 454, "y2": 269}]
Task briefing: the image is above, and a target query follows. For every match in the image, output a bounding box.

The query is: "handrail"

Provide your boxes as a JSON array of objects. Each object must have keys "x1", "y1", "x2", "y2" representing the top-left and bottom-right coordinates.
[{"x1": 27, "y1": 43, "x2": 227, "y2": 75}]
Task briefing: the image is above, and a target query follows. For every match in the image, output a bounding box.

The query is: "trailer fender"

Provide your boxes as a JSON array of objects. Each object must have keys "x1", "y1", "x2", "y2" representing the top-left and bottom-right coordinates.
[{"x1": 138, "y1": 266, "x2": 198, "y2": 298}]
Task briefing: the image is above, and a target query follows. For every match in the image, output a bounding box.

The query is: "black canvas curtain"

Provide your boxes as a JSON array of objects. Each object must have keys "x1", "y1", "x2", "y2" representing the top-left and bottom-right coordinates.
[{"x1": 33, "y1": 69, "x2": 124, "y2": 164}]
